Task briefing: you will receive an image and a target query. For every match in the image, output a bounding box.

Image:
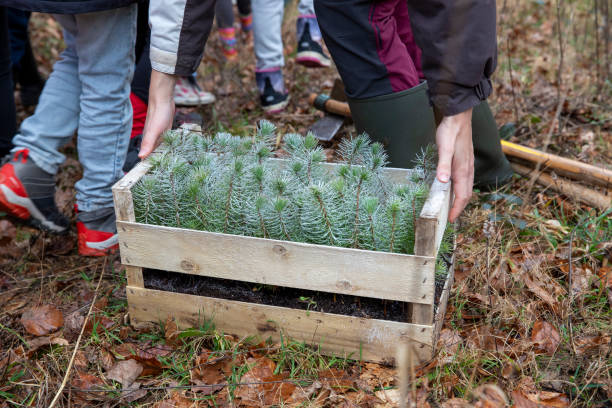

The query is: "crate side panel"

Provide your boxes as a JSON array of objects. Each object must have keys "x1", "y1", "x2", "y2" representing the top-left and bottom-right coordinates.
[
  {"x1": 127, "y1": 286, "x2": 434, "y2": 364},
  {"x1": 118, "y1": 221, "x2": 435, "y2": 304}
]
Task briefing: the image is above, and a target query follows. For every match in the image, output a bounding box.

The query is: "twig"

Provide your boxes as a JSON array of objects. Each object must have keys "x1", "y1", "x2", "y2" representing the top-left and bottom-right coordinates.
[
  {"x1": 48, "y1": 258, "x2": 107, "y2": 408},
  {"x1": 567, "y1": 228, "x2": 577, "y2": 356}
]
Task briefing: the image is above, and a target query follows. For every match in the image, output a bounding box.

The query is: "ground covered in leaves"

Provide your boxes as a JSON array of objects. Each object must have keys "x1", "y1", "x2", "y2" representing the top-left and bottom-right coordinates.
[{"x1": 1, "y1": 0, "x2": 611, "y2": 406}]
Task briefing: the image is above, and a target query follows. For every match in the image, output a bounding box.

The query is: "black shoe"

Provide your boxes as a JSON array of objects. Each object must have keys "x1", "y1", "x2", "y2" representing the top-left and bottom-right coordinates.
[
  {"x1": 260, "y1": 77, "x2": 289, "y2": 114},
  {"x1": 123, "y1": 134, "x2": 142, "y2": 173},
  {"x1": 295, "y1": 22, "x2": 331, "y2": 68}
]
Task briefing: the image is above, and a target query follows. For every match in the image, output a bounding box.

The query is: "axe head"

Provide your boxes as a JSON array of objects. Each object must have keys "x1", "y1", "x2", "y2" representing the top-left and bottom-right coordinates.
[{"x1": 308, "y1": 114, "x2": 345, "y2": 142}]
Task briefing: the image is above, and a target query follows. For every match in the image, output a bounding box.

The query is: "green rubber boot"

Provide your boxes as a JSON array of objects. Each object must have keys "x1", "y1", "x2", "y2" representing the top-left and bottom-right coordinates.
[
  {"x1": 347, "y1": 81, "x2": 436, "y2": 168},
  {"x1": 470, "y1": 101, "x2": 514, "y2": 190}
]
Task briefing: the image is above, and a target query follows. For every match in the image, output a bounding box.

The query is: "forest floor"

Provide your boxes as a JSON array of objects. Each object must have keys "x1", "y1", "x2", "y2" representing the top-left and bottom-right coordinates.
[{"x1": 1, "y1": 0, "x2": 611, "y2": 407}]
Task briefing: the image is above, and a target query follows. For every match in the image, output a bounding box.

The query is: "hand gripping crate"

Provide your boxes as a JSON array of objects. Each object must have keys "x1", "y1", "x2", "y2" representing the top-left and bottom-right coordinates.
[{"x1": 112, "y1": 151, "x2": 454, "y2": 364}]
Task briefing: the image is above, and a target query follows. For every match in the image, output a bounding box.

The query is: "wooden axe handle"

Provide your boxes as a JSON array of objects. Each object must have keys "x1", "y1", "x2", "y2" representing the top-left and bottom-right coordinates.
[
  {"x1": 502, "y1": 141, "x2": 612, "y2": 188},
  {"x1": 308, "y1": 93, "x2": 612, "y2": 188},
  {"x1": 512, "y1": 163, "x2": 611, "y2": 210},
  {"x1": 309, "y1": 93, "x2": 352, "y2": 118}
]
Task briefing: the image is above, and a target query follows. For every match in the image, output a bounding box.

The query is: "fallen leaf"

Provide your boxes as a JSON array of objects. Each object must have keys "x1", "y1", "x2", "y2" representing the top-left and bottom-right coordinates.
[
  {"x1": 442, "y1": 398, "x2": 473, "y2": 408},
  {"x1": 121, "y1": 381, "x2": 147, "y2": 403},
  {"x1": 84, "y1": 313, "x2": 115, "y2": 335},
  {"x1": 374, "y1": 388, "x2": 400, "y2": 405},
  {"x1": 190, "y1": 352, "x2": 232, "y2": 395},
  {"x1": 106, "y1": 359, "x2": 144, "y2": 389},
  {"x1": 154, "y1": 391, "x2": 195, "y2": 408},
  {"x1": 21, "y1": 304, "x2": 64, "y2": 336},
  {"x1": 570, "y1": 267, "x2": 592, "y2": 296},
  {"x1": 74, "y1": 350, "x2": 89, "y2": 371},
  {"x1": 596, "y1": 266, "x2": 612, "y2": 289},
  {"x1": 438, "y1": 328, "x2": 463, "y2": 354},
  {"x1": 574, "y1": 333, "x2": 611, "y2": 355},
  {"x1": 234, "y1": 357, "x2": 278, "y2": 403},
  {"x1": 99, "y1": 348, "x2": 115, "y2": 371},
  {"x1": 522, "y1": 273, "x2": 562, "y2": 315},
  {"x1": 71, "y1": 372, "x2": 106, "y2": 402},
  {"x1": 531, "y1": 321, "x2": 560, "y2": 355},
  {"x1": 473, "y1": 384, "x2": 509, "y2": 408},
  {"x1": 26, "y1": 336, "x2": 69, "y2": 356},
  {"x1": 114, "y1": 342, "x2": 173, "y2": 376},
  {"x1": 64, "y1": 311, "x2": 85, "y2": 342},
  {"x1": 512, "y1": 389, "x2": 570, "y2": 408},
  {"x1": 164, "y1": 317, "x2": 181, "y2": 347}
]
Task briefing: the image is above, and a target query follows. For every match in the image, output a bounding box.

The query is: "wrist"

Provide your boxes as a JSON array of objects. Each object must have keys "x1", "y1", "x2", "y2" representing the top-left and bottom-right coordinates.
[{"x1": 150, "y1": 70, "x2": 176, "y2": 104}]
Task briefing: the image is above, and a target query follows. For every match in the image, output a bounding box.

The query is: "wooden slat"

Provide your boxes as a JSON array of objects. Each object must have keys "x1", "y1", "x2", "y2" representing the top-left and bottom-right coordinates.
[
  {"x1": 127, "y1": 286, "x2": 434, "y2": 364},
  {"x1": 434, "y1": 247, "x2": 456, "y2": 341},
  {"x1": 118, "y1": 221, "x2": 435, "y2": 304},
  {"x1": 415, "y1": 178, "x2": 452, "y2": 258},
  {"x1": 112, "y1": 161, "x2": 152, "y2": 223},
  {"x1": 408, "y1": 179, "x2": 452, "y2": 324},
  {"x1": 125, "y1": 265, "x2": 144, "y2": 288}
]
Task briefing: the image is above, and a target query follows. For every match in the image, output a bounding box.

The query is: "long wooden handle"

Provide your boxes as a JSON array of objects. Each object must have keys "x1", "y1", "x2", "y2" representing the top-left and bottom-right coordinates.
[
  {"x1": 309, "y1": 93, "x2": 612, "y2": 188},
  {"x1": 309, "y1": 93, "x2": 351, "y2": 118},
  {"x1": 512, "y1": 163, "x2": 611, "y2": 210},
  {"x1": 502, "y1": 141, "x2": 612, "y2": 188}
]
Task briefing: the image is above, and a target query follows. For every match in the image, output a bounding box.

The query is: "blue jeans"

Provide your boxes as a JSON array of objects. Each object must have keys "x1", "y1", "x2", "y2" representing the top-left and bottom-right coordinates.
[{"x1": 11, "y1": 5, "x2": 137, "y2": 212}]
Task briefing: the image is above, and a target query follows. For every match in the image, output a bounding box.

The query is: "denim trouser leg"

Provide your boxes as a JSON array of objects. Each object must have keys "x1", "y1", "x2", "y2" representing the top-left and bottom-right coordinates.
[
  {"x1": 11, "y1": 27, "x2": 81, "y2": 173},
  {"x1": 70, "y1": 7, "x2": 136, "y2": 212},
  {"x1": 13, "y1": 6, "x2": 136, "y2": 213}
]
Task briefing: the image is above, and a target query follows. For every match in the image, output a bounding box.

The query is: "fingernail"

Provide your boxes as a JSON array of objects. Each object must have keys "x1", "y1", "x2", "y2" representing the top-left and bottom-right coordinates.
[{"x1": 438, "y1": 173, "x2": 449, "y2": 183}]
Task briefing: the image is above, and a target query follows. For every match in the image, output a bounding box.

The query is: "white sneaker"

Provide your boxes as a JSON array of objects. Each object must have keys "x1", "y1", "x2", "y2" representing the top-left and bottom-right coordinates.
[{"x1": 174, "y1": 76, "x2": 200, "y2": 106}]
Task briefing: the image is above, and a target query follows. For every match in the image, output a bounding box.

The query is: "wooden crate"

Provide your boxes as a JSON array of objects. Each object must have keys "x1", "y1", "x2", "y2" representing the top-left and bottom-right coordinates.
[{"x1": 112, "y1": 154, "x2": 453, "y2": 364}]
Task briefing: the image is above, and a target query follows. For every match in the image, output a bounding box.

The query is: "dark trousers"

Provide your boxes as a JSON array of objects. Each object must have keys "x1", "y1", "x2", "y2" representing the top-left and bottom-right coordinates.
[
  {"x1": 216, "y1": 0, "x2": 251, "y2": 29},
  {"x1": 314, "y1": 0, "x2": 422, "y2": 100},
  {"x1": 0, "y1": 7, "x2": 16, "y2": 156}
]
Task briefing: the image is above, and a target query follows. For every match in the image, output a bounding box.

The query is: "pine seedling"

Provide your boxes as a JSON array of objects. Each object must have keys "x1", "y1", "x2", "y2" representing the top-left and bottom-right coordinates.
[
  {"x1": 267, "y1": 197, "x2": 295, "y2": 241},
  {"x1": 338, "y1": 133, "x2": 370, "y2": 166},
  {"x1": 361, "y1": 196, "x2": 380, "y2": 251},
  {"x1": 379, "y1": 197, "x2": 404, "y2": 253},
  {"x1": 349, "y1": 166, "x2": 371, "y2": 249},
  {"x1": 255, "y1": 120, "x2": 277, "y2": 148},
  {"x1": 300, "y1": 183, "x2": 342, "y2": 246}
]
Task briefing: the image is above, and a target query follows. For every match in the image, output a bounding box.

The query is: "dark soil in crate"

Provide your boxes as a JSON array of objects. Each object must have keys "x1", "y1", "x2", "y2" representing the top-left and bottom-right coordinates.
[{"x1": 143, "y1": 261, "x2": 449, "y2": 323}]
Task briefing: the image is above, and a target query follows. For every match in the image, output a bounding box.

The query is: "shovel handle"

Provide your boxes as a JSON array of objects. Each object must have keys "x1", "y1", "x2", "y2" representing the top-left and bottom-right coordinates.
[{"x1": 309, "y1": 93, "x2": 352, "y2": 118}]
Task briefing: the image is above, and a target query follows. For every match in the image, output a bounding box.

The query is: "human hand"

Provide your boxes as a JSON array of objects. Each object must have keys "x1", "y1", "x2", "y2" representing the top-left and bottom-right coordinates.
[
  {"x1": 139, "y1": 70, "x2": 176, "y2": 159},
  {"x1": 435, "y1": 108, "x2": 474, "y2": 223}
]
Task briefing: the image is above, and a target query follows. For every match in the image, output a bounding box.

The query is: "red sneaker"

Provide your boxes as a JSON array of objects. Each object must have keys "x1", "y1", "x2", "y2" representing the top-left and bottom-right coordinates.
[
  {"x1": 76, "y1": 207, "x2": 118, "y2": 257},
  {"x1": 0, "y1": 149, "x2": 68, "y2": 232}
]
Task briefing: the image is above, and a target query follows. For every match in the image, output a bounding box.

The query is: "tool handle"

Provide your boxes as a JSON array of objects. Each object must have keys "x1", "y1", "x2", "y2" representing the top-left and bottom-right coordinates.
[
  {"x1": 501, "y1": 140, "x2": 612, "y2": 188},
  {"x1": 309, "y1": 93, "x2": 352, "y2": 118},
  {"x1": 512, "y1": 163, "x2": 611, "y2": 210}
]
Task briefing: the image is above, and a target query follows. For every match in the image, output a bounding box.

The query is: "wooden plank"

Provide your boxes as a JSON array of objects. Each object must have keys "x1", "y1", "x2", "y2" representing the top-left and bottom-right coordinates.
[
  {"x1": 112, "y1": 161, "x2": 152, "y2": 223},
  {"x1": 433, "y1": 248, "x2": 456, "y2": 342},
  {"x1": 415, "y1": 178, "x2": 452, "y2": 258},
  {"x1": 118, "y1": 221, "x2": 435, "y2": 304},
  {"x1": 125, "y1": 265, "x2": 144, "y2": 288},
  {"x1": 127, "y1": 286, "x2": 435, "y2": 364}
]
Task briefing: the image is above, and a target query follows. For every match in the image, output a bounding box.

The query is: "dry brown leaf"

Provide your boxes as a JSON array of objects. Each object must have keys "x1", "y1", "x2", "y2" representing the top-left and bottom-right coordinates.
[
  {"x1": 438, "y1": 328, "x2": 463, "y2": 354},
  {"x1": 473, "y1": 384, "x2": 509, "y2": 408},
  {"x1": 512, "y1": 389, "x2": 570, "y2": 408},
  {"x1": 106, "y1": 359, "x2": 144, "y2": 389},
  {"x1": 164, "y1": 317, "x2": 181, "y2": 347},
  {"x1": 64, "y1": 311, "x2": 85, "y2": 342},
  {"x1": 114, "y1": 342, "x2": 173, "y2": 376},
  {"x1": 73, "y1": 350, "x2": 89, "y2": 371},
  {"x1": 20, "y1": 304, "x2": 64, "y2": 336},
  {"x1": 190, "y1": 352, "x2": 232, "y2": 395},
  {"x1": 154, "y1": 391, "x2": 196, "y2": 408},
  {"x1": 71, "y1": 372, "x2": 106, "y2": 402},
  {"x1": 574, "y1": 333, "x2": 611, "y2": 355},
  {"x1": 570, "y1": 267, "x2": 592, "y2": 296},
  {"x1": 84, "y1": 313, "x2": 115, "y2": 335},
  {"x1": 234, "y1": 357, "x2": 279, "y2": 403},
  {"x1": 522, "y1": 273, "x2": 562, "y2": 315},
  {"x1": 374, "y1": 388, "x2": 400, "y2": 406},
  {"x1": 531, "y1": 321, "x2": 560, "y2": 355},
  {"x1": 442, "y1": 398, "x2": 474, "y2": 408},
  {"x1": 596, "y1": 266, "x2": 612, "y2": 289},
  {"x1": 26, "y1": 335, "x2": 69, "y2": 355},
  {"x1": 121, "y1": 381, "x2": 147, "y2": 403}
]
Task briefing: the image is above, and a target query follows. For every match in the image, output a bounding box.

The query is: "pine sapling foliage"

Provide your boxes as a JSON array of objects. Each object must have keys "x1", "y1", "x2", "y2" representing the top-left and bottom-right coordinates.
[{"x1": 132, "y1": 123, "x2": 434, "y2": 255}]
